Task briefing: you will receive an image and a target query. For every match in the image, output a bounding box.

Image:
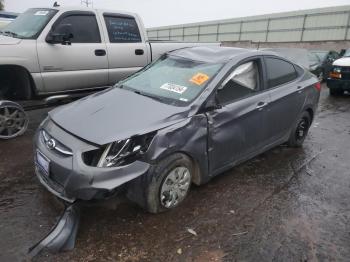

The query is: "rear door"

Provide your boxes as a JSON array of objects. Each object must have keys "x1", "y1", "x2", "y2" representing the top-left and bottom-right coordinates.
[
  {"x1": 101, "y1": 13, "x2": 149, "y2": 85},
  {"x1": 262, "y1": 56, "x2": 305, "y2": 146},
  {"x1": 207, "y1": 57, "x2": 271, "y2": 174},
  {"x1": 37, "y1": 11, "x2": 109, "y2": 92}
]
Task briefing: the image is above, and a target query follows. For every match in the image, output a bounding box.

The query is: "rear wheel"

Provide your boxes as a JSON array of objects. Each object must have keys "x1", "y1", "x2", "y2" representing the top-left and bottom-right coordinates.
[{"x1": 287, "y1": 111, "x2": 311, "y2": 147}]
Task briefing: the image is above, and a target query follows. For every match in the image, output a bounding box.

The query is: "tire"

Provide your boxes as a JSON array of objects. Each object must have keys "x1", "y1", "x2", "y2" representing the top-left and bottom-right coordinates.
[
  {"x1": 127, "y1": 153, "x2": 193, "y2": 214},
  {"x1": 0, "y1": 68, "x2": 32, "y2": 100},
  {"x1": 329, "y1": 88, "x2": 343, "y2": 96},
  {"x1": 287, "y1": 111, "x2": 311, "y2": 148}
]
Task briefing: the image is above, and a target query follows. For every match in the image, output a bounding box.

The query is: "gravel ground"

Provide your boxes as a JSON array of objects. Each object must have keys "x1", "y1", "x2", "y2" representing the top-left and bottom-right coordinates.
[{"x1": 0, "y1": 84, "x2": 349, "y2": 261}]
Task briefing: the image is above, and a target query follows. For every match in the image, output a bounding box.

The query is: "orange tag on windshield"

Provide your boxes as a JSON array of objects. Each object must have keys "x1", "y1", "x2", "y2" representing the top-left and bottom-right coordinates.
[{"x1": 190, "y1": 73, "x2": 210, "y2": 85}]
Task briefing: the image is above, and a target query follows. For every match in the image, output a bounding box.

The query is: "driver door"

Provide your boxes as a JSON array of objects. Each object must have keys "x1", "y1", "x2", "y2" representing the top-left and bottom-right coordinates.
[
  {"x1": 37, "y1": 11, "x2": 108, "y2": 93},
  {"x1": 207, "y1": 57, "x2": 270, "y2": 174}
]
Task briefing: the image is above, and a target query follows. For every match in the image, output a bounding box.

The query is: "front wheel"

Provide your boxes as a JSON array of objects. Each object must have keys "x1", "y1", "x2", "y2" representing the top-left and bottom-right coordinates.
[
  {"x1": 127, "y1": 153, "x2": 193, "y2": 213},
  {"x1": 287, "y1": 111, "x2": 311, "y2": 147}
]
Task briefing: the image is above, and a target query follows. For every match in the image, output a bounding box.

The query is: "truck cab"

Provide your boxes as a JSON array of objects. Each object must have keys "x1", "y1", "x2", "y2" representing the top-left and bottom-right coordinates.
[{"x1": 0, "y1": 7, "x2": 151, "y2": 100}]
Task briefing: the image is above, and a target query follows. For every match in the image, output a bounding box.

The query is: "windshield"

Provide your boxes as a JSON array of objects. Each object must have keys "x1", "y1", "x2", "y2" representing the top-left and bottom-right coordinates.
[
  {"x1": 310, "y1": 51, "x2": 328, "y2": 61},
  {"x1": 344, "y1": 49, "x2": 350, "y2": 57},
  {"x1": 1, "y1": 8, "x2": 57, "y2": 39},
  {"x1": 119, "y1": 55, "x2": 223, "y2": 106}
]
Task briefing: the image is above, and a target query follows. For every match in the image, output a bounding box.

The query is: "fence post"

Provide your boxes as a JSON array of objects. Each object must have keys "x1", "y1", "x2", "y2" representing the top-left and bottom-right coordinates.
[
  {"x1": 265, "y1": 18, "x2": 270, "y2": 42},
  {"x1": 238, "y1": 21, "x2": 243, "y2": 41},
  {"x1": 300, "y1": 14, "x2": 307, "y2": 42},
  {"x1": 345, "y1": 11, "x2": 350, "y2": 40}
]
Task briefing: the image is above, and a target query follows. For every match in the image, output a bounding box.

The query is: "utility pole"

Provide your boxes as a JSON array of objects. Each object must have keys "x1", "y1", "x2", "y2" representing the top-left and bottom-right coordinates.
[{"x1": 81, "y1": 0, "x2": 93, "y2": 7}]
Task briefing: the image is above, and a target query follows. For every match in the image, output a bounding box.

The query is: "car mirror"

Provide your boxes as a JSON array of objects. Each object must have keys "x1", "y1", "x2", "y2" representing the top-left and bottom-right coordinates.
[
  {"x1": 205, "y1": 96, "x2": 222, "y2": 111},
  {"x1": 46, "y1": 24, "x2": 73, "y2": 45}
]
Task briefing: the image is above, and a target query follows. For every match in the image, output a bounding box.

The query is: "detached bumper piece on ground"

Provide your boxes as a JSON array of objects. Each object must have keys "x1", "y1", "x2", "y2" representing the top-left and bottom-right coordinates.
[{"x1": 28, "y1": 202, "x2": 81, "y2": 257}]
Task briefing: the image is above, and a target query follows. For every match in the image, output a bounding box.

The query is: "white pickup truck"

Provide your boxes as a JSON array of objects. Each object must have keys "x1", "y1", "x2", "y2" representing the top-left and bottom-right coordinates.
[{"x1": 0, "y1": 6, "x2": 218, "y2": 101}]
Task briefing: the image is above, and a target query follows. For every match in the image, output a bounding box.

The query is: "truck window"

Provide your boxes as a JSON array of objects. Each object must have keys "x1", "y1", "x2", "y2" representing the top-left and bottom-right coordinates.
[
  {"x1": 54, "y1": 14, "x2": 101, "y2": 43},
  {"x1": 104, "y1": 15, "x2": 141, "y2": 43}
]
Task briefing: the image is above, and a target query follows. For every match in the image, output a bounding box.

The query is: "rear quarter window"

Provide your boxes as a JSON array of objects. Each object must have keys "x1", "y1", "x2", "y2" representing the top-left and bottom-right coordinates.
[
  {"x1": 265, "y1": 57, "x2": 298, "y2": 88},
  {"x1": 104, "y1": 15, "x2": 142, "y2": 43}
]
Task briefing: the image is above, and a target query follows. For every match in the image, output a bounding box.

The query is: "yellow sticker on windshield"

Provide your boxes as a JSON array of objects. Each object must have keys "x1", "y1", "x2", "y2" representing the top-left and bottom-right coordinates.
[{"x1": 190, "y1": 73, "x2": 210, "y2": 86}]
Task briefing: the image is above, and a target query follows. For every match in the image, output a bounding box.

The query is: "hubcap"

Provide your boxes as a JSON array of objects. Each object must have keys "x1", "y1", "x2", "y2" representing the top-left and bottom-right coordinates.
[
  {"x1": 295, "y1": 118, "x2": 308, "y2": 141},
  {"x1": 0, "y1": 104, "x2": 28, "y2": 139},
  {"x1": 160, "y1": 166, "x2": 191, "y2": 208}
]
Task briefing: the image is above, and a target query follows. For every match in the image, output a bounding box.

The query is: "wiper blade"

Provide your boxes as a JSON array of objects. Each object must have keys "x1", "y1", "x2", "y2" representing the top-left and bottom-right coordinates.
[
  {"x1": 1, "y1": 31, "x2": 20, "y2": 38},
  {"x1": 133, "y1": 90, "x2": 164, "y2": 102}
]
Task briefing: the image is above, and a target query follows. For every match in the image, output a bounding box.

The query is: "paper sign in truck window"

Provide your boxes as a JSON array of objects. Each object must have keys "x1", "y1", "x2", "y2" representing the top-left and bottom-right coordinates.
[
  {"x1": 35, "y1": 11, "x2": 50, "y2": 16},
  {"x1": 160, "y1": 83, "x2": 187, "y2": 94}
]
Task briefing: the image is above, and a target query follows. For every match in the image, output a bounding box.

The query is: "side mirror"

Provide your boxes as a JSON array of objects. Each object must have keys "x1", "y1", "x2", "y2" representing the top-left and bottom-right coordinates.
[
  {"x1": 205, "y1": 96, "x2": 222, "y2": 111},
  {"x1": 46, "y1": 24, "x2": 73, "y2": 45}
]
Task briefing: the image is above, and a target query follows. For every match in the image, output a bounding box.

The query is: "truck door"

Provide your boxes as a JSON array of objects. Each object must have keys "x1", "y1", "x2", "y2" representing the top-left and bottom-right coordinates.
[
  {"x1": 101, "y1": 13, "x2": 149, "y2": 85},
  {"x1": 37, "y1": 11, "x2": 109, "y2": 92}
]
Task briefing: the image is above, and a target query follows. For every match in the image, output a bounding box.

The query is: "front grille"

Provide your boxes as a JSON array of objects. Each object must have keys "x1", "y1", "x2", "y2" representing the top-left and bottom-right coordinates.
[
  {"x1": 41, "y1": 129, "x2": 73, "y2": 156},
  {"x1": 36, "y1": 166, "x2": 64, "y2": 194}
]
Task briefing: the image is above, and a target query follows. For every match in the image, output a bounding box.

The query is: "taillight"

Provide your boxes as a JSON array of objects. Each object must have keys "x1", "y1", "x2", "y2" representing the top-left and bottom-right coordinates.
[{"x1": 314, "y1": 82, "x2": 321, "y2": 91}]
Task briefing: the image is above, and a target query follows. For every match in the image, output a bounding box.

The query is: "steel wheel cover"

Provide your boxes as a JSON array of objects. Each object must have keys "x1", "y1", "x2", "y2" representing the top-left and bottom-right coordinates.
[
  {"x1": 295, "y1": 118, "x2": 308, "y2": 141},
  {"x1": 0, "y1": 102, "x2": 28, "y2": 139},
  {"x1": 160, "y1": 166, "x2": 191, "y2": 208}
]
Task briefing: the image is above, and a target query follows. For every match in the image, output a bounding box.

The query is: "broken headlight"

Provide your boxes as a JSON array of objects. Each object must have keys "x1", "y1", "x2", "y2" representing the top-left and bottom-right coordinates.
[{"x1": 97, "y1": 132, "x2": 156, "y2": 168}]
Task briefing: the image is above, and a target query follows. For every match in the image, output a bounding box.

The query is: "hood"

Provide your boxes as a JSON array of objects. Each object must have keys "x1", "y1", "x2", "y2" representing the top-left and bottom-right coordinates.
[
  {"x1": 333, "y1": 57, "x2": 350, "y2": 67},
  {"x1": 49, "y1": 88, "x2": 190, "y2": 145},
  {"x1": 0, "y1": 35, "x2": 22, "y2": 45}
]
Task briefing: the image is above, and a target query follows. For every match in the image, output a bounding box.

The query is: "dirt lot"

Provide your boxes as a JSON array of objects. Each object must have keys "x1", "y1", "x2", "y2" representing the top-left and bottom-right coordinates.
[{"x1": 0, "y1": 84, "x2": 349, "y2": 261}]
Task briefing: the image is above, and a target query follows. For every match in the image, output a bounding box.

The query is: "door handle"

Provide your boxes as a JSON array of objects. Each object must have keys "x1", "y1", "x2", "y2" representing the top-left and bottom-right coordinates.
[
  {"x1": 95, "y1": 49, "x2": 106, "y2": 56},
  {"x1": 297, "y1": 86, "x2": 303, "y2": 93},
  {"x1": 256, "y1": 101, "x2": 268, "y2": 111},
  {"x1": 135, "y1": 49, "x2": 144, "y2": 55}
]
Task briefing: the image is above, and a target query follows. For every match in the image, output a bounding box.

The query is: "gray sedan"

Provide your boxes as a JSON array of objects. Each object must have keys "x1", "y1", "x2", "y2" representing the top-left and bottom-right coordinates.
[{"x1": 34, "y1": 46, "x2": 320, "y2": 213}]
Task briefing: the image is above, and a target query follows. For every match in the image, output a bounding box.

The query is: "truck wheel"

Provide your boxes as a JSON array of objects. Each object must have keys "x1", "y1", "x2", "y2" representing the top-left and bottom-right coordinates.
[
  {"x1": 0, "y1": 101, "x2": 29, "y2": 139},
  {"x1": 287, "y1": 111, "x2": 311, "y2": 148},
  {"x1": 0, "y1": 66, "x2": 32, "y2": 100},
  {"x1": 127, "y1": 153, "x2": 193, "y2": 214},
  {"x1": 329, "y1": 88, "x2": 343, "y2": 96}
]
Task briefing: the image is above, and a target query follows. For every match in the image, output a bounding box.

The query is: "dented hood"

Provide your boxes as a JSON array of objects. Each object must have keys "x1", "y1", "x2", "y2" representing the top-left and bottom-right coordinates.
[{"x1": 49, "y1": 88, "x2": 190, "y2": 145}]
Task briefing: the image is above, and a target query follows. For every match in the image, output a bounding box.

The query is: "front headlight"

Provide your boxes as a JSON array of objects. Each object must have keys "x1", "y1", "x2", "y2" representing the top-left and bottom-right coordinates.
[
  {"x1": 97, "y1": 132, "x2": 156, "y2": 168},
  {"x1": 333, "y1": 67, "x2": 342, "y2": 73}
]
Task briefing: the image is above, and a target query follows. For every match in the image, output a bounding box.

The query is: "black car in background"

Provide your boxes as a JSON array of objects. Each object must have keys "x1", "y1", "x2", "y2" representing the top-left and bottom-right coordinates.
[{"x1": 308, "y1": 50, "x2": 340, "y2": 81}]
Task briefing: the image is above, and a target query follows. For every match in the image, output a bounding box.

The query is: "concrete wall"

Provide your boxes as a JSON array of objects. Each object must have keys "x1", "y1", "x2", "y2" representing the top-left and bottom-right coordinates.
[
  {"x1": 221, "y1": 40, "x2": 350, "y2": 52},
  {"x1": 147, "y1": 5, "x2": 350, "y2": 43}
]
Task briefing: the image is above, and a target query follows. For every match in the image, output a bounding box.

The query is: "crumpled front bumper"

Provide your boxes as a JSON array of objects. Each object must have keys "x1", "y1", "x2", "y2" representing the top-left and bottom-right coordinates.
[{"x1": 34, "y1": 119, "x2": 151, "y2": 203}]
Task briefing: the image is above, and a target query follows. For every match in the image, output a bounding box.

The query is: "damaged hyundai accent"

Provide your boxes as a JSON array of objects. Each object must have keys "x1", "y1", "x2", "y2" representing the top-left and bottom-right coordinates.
[{"x1": 34, "y1": 46, "x2": 320, "y2": 213}]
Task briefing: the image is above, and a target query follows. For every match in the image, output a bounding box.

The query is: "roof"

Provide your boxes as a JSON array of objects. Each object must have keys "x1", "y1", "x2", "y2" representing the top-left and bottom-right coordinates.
[{"x1": 169, "y1": 46, "x2": 254, "y2": 63}]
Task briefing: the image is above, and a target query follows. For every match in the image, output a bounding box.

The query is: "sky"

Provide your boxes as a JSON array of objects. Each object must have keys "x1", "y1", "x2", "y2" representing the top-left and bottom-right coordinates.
[{"x1": 4, "y1": 0, "x2": 350, "y2": 28}]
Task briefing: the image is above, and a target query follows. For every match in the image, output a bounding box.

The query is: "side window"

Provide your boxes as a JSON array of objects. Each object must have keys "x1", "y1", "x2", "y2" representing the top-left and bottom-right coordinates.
[
  {"x1": 104, "y1": 15, "x2": 142, "y2": 43},
  {"x1": 217, "y1": 60, "x2": 260, "y2": 104},
  {"x1": 265, "y1": 57, "x2": 297, "y2": 88},
  {"x1": 54, "y1": 14, "x2": 101, "y2": 43}
]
